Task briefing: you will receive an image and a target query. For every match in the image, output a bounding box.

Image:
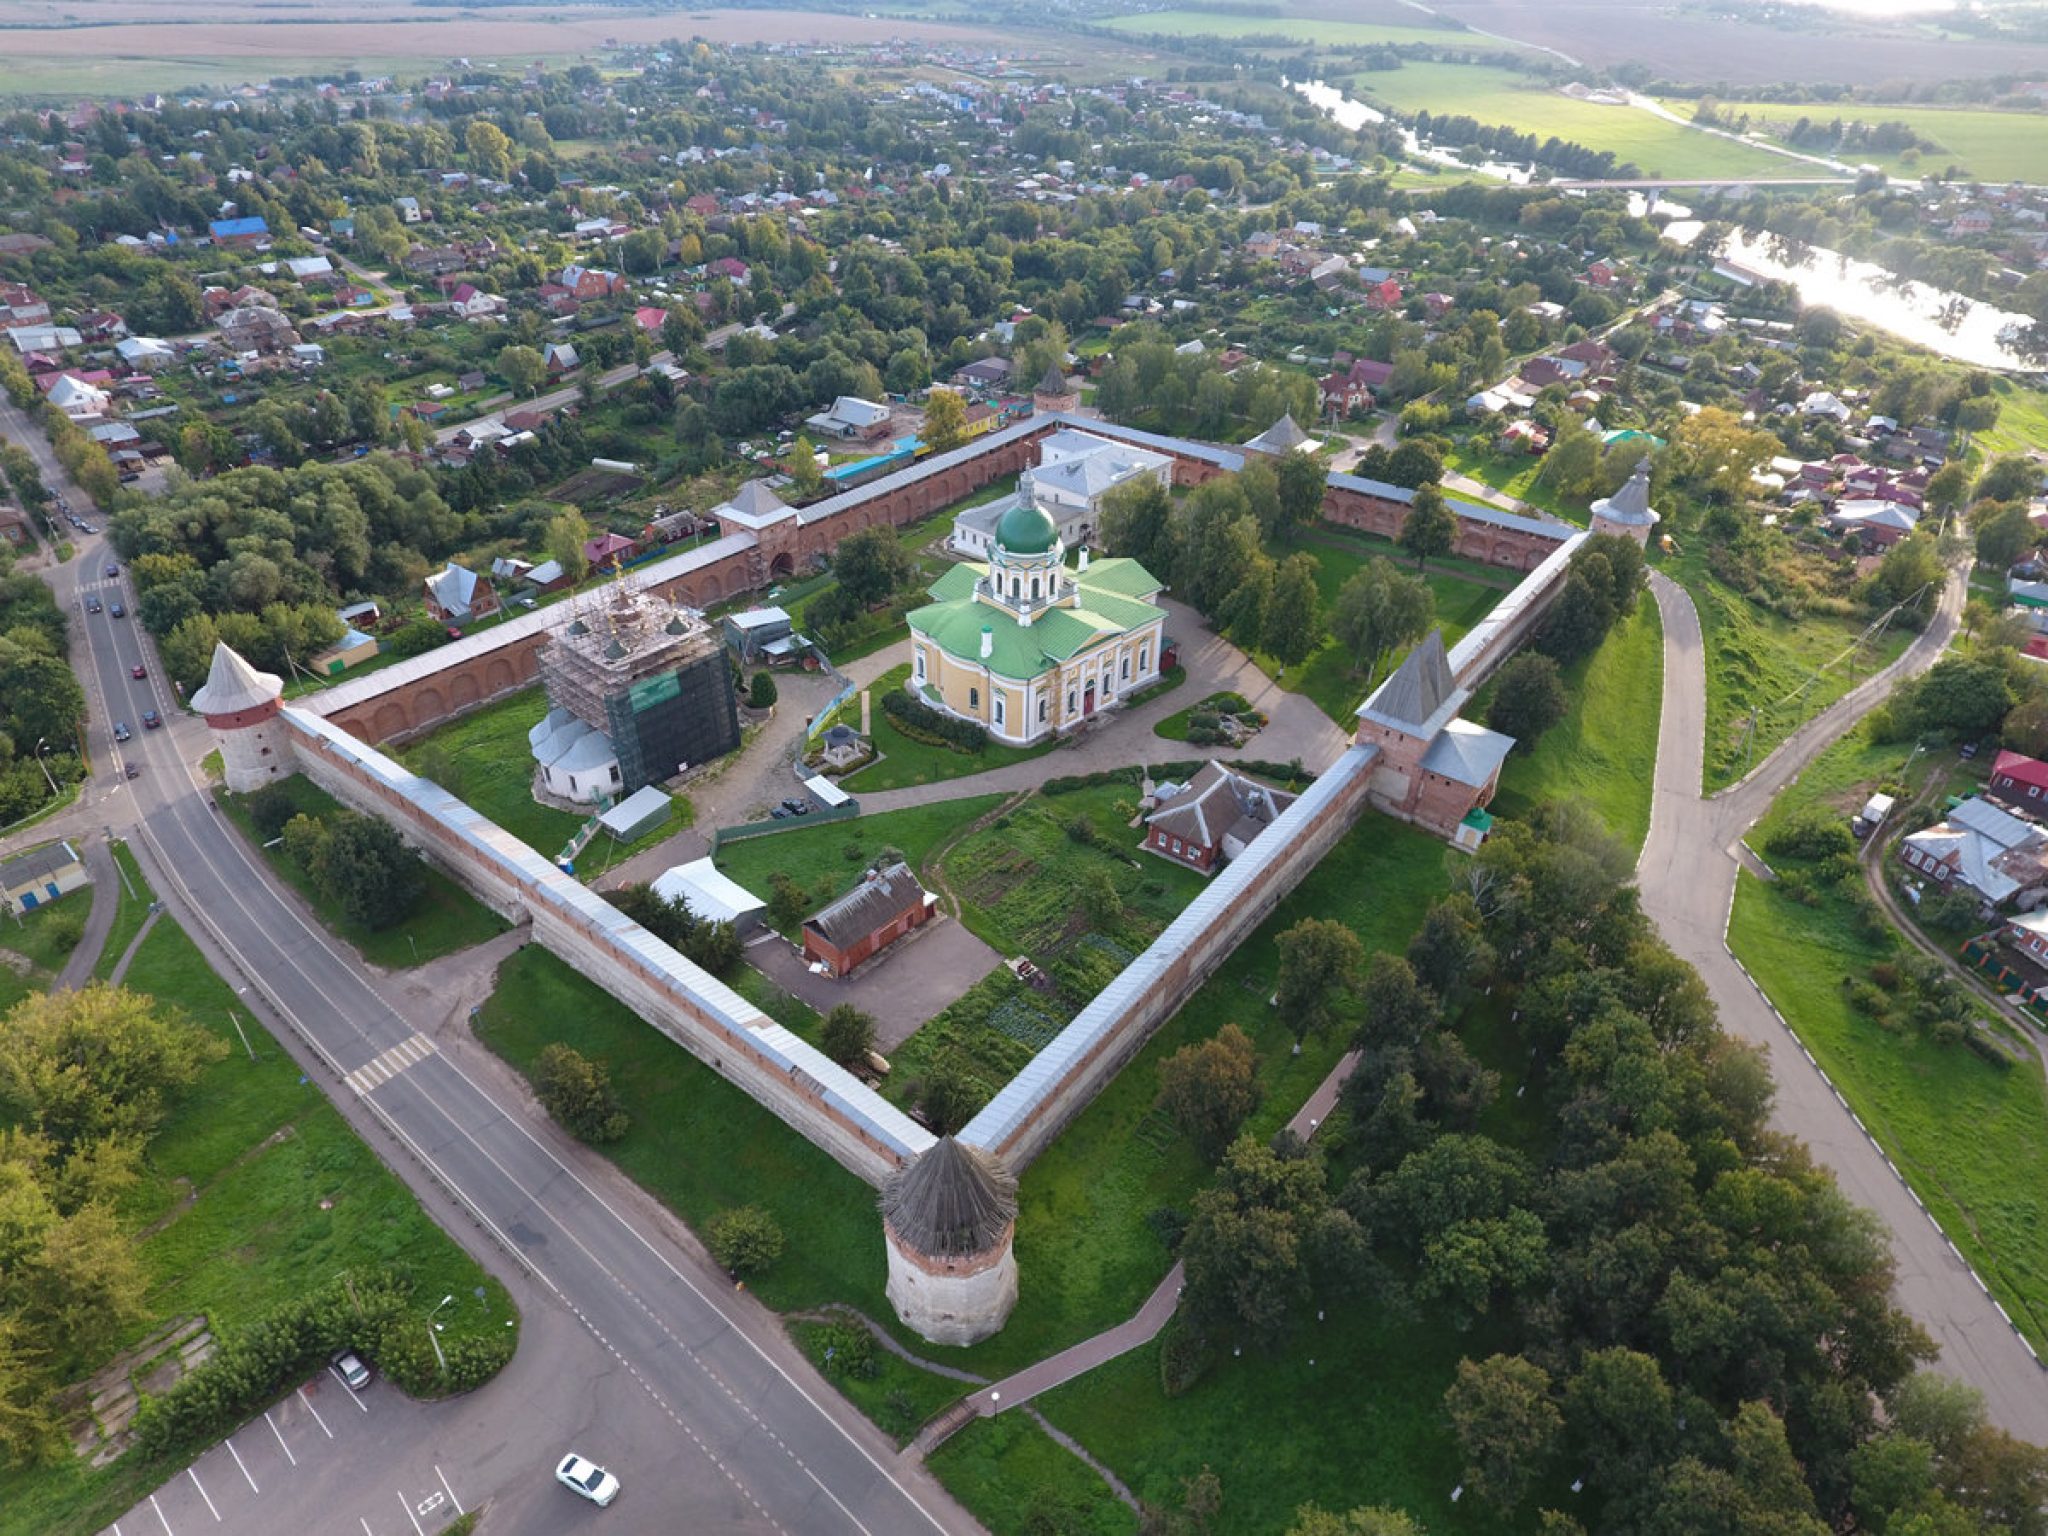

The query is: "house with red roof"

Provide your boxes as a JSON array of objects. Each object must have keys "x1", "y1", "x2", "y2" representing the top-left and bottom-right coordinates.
[
  {"x1": 633, "y1": 306, "x2": 668, "y2": 335},
  {"x1": 1364, "y1": 277, "x2": 1404, "y2": 311},
  {"x1": 1319, "y1": 372, "x2": 1373, "y2": 418},
  {"x1": 1991, "y1": 750, "x2": 2048, "y2": 809},
  {"x1": 709, "y1": 256, "x2": 751, "y2": 285},
  {"x1": 583, "y1": 531, "x2": 637, "y2": 568}
]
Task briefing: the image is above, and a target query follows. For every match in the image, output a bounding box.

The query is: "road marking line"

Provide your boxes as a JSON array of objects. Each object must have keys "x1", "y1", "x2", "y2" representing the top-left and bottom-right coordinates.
[
  {"x1": 264, "y1": 1411, "x2": 296, "y2": 1466},
  {"x1": 397, "y1": 1490, "x2": 425, "y2": 1536},
  {"x1": 343, "y1": 1034, "x2": 438, "y2": 1096},
  {"x1": 327, "y1": 1365, "x2": 372, "y2": 1411},
  {"x1": 435, "y1": 1465, "x2": 463, "y2": 1516},
  {"x1": 226, "y1": 1437, "x2": 259, "y2": 1493},
  {"x1": 186, "y1": 1467, "x2": 220, "y2": 1523},
  {"x1": 360, "y1": 1521, "x2": 375, "y2": 1536},
  {"x1": 150, "y1": 1492, "x2": 174, "y2": 1535},
  {"x1": 296, "y1": 1386, "x2": 333, "y2": 1439}
]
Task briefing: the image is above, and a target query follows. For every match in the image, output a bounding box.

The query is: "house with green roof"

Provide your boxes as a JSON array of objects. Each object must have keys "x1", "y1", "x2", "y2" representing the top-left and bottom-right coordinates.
[{"x1": 906, "y1": 498, "x2": 1167, "y2": 745}]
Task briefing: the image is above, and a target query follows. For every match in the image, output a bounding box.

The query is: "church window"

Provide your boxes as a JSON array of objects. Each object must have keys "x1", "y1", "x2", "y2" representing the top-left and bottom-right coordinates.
[
  {"x1": 1067, "y1": 689, "x2": 1077, "y2": 713},
  {"x1": 970, "y1": 687, "x2": 980, "y2": 710},
  {"x1": 1139, "y1": 645, "x2": 1148, "y2": 672},
  {"x1": 1038, "y1": 696, "x2": 1048, "y2": 722},
  {"x1": 915, "y1": 651, "x2": 926, "y2": 681},
  {"x1": 994, "y1": 696, "x2": 1005, "y2": 726},
  {"x1": 1121, "y1": 655, "x2": 1130, "y2": 681},
  {"x1": 1031, "y1": 576, "x2": 1040, "y2": 600},
  {"x1": 610, "y1": 764, "x2": 622, "y2": 783}
]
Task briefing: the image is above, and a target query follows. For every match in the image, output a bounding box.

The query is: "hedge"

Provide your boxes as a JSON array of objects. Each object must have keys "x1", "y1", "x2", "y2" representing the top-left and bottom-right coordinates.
[{"x1": 881, "y1": 687, "x2": 987, "y2": 753}]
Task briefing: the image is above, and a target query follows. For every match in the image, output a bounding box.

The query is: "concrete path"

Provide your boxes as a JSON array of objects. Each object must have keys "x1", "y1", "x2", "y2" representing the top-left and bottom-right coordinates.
[
  {"x1": 1637, "y1": 566, "x2": 2048, "y2": 1441},
  {"x1": 749, "y1": 916, "x2": 1004, "y2": 1051},
  {"x1": 960, "y1": 1047, "x2": 1360, "y2": 1420},
  {"x1": 51, "y1": 834, "x2": 121, "y2": 990},
  {"x1": 105, "y1": 907, "x2": 162, "y2": 986}
]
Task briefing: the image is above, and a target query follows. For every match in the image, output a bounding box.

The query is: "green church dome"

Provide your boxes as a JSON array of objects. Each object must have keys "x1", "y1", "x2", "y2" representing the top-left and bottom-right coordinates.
[{"x1": 995, "y1": 498, "x2": 1060, "y2": 556}]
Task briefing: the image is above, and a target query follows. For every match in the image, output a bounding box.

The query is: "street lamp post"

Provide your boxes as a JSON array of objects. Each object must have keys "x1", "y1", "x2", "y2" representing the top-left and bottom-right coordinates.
[
  {"x1": 31, "y1": 738, "x2": 59, "y2": 798},
  {"x1": 427, "y1": 1292, "x2": 455, "y2": 1374}
]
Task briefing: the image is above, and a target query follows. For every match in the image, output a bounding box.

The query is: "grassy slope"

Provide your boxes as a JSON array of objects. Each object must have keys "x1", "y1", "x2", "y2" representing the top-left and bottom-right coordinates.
[
  {"x1": 928, "y1": 1414, "x2": 1137, "y2": 1536},
  {"x1": 1485, "y1": 591, "x2": 1664, "y2": 852},
  {"x1": 712, "y1": 794, "x2": 1007, "y2": 936},
  {"x1": 92, "y1": 842, "x2": 155, "y2": 982},
  {"x1": 840, "y1": 665, "x2": 1061, "y2": 792},
  {"x1": 1729, "y1": 872, "x2": 2048, "y2": 1352},
  {"x1": 218, "y1": 777, "x2": 506, "y2": 968},
  {"x1": 1444, "y1": 443, "x2": 1587, "y2": 526},
  {"x1": 1671, "y1": 551, "x2": 1912, "y2": 792},
  {"x1": 0, "y1": 910, "x2": 512, "y2": 1536},
  {"x1": 1685, "y1": 98, "x2": 2048, "y2": 183},
  {"x1": 1351, "y1": 60, "x2": 1796, "y2": 179},
  {"x1": 1977, "y1": 378, "x2": 2048, "y2": 461}
]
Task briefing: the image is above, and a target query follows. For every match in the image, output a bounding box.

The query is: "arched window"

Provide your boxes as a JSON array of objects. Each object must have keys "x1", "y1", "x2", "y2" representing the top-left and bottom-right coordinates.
[
  {"x1": 970, "y1": 686, "x2": 980, "y2": 710},
  {"x1": 1030, "y1": 576, "x2": 1040, "y2": 600}
]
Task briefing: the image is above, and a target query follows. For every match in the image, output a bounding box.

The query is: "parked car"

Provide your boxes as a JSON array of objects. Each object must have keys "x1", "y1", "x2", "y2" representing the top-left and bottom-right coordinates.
[
  {"x1": 555, "y1": 1453, "x2": 619, "y2": 1507},
  {"x1": 109, "y1": 601, "x2": 125, "y2": 618},
  {"x1": 123, "y1": 764, "x2": 139, "y2": 780},
  {"x1": 112, "y1": 722, "x2": 131, "y2": 742},
  {"x1": 142, "y1": 710, "x2": 161, "y2": 730},
  {"x1": 130, "y1": 663, "x2": 146, "y2": 679},
  {"x1": 331, "y1": 1349, "x2": 371, "y2": 1391}
]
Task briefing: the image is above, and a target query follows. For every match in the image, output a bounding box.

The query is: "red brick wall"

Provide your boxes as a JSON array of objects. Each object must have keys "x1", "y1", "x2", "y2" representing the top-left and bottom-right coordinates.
[{"x1": 1323, "y1": 482, "x2": 1561, "y2": 572}]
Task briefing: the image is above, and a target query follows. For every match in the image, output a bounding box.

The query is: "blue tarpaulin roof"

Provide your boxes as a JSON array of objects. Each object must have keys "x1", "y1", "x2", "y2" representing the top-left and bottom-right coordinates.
[{"x1": 209, "y1": 216, "x2": 269, "y2": 239}]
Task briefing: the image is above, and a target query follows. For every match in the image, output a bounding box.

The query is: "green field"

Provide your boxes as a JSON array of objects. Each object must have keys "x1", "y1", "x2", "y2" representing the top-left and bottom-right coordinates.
[
  {"x1": 0, "y1": 876, "x2": 85, "y2": 1009},
  {"x1": 0, "y1": 907, "x2": 513, "y2": 1536},
  {"x1": 1353, "y1": 62, "x2": 1798, "y2": 179},
  {"x1": 1100, "y1": 10, "x2": 1521, "y2": 52},
  {"x1": 928, "y1": 1413, "x2": 1137, "y2": 1536},
  {"x1": 1977, "y1": 377, "x2": 2048, "y2": 462},
  {"x1": 1683, "y1": 98, "x2": 2048, "y2": 184},
  {"x1": 1484, "y1": 590, "x2": 1664, "y2": 852}
]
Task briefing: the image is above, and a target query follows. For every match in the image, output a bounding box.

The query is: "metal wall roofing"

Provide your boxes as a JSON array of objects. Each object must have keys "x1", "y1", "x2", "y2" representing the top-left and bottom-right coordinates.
[
  {"x1": 283, "y1": 707, "x2": 932, "y2": 1163},
  {"x1": 959, "y1": 745, "x2": 1378, "y2": 1159},
  {"x1": 1444, "y1": 531, "x2": 1586, "y2": 684}
]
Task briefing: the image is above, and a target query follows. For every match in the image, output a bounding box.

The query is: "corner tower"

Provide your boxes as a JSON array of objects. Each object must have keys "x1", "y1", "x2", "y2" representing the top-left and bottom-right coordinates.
[
  {"x1": 190, "y1": 641, "x2": 285, "y2": 792},
  {"x1": 881, "y1": 1137, "x2": 1019, "y2": 1346}
]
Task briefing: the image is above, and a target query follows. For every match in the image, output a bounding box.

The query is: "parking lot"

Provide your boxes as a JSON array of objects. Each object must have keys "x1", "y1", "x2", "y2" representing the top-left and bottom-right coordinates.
[{"x1": 101, "y1": 1366, "x2": 473, "y2": 1536}]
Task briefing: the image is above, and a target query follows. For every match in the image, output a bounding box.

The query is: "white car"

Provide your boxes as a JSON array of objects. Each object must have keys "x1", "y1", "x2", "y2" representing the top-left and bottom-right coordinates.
[{"x1": 556, "y1": 1453, "x2": 620, "y2": 1507}]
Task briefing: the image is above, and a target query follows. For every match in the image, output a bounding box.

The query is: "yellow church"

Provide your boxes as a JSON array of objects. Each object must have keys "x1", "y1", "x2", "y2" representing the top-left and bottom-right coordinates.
[{"x1": 906, "y1": 499, "x2": 1167, "y2": 746}]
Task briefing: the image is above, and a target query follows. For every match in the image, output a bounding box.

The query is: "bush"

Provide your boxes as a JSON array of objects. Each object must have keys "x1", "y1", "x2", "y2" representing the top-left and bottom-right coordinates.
[
  {"x1": 881, "y1": 688, "x2": 986, "y2": 754},
  {"x1": 821, "y1": 1004, "x2": 876, "y2": 1067},
  {"x1": 748, "y1": 671, "x2": 779, "y2": 709},
  {"x1": 535, "y1": 1042, "x2": 629, "y2": 1142},
  {"x1": 707, "y1": 1205, "x2": 785, "y2": 1276},
  {"x1": 38, "y1": 908, "x2": 84, "y2": 955},
  {"x1": 385, "y1": 618, "x2": 450, "y2": 659},
  {"x1": 245, "y1": 782, "x2": 303, "y2": 840},
  {"x1": 816, "y1": 1321, "x2": 877, "y2": 1380},
  {"x1": 1763, "y1": 810, "x2": 1856, "y2": 862}
]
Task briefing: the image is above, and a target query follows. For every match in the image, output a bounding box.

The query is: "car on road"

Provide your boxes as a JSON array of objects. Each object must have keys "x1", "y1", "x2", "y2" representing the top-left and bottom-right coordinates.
[
  {"x1": 108, "y1": 601, "x2": 124, "y2": 617},
  {"x1": 85, "y1": 596, "x2": 101, "y2": 614},
  {"x1": 142, "y1": 709, "x2": 161, "y2": 730},
  {"x1": 112, "y1": 722, "x2": 131, "y2": 742},
  {"x1": 332, "y1": 1349, "x2": 371, "y2": 1391},
  {"x1": 555, "y1": 1453, "x2": 619, "y2": 1507},
  {"x1": 130, "y1": 663, "x2": 146, "y2": 679},
  {"x1": 104, "y1": 563, "x2": 119, "y2": 579}
]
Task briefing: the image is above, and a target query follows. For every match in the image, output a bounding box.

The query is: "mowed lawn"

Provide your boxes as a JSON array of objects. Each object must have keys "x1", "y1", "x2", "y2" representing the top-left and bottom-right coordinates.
[
  {"x1": 928, "y1": 1414, "x2": 1137, "y2": 1536},
  {"x1": 0, "y1": 889, "x2": 513, "y2": 1536},
  {"x1": 1485, "y1": 590, "x2": 1664, "y2": 853},
  {"x1": 1689, "y1": 98, "x2": 2048, "y2": 184},
  {"x1": 839, "y1": 665, "x2": 1062, "y2": 792},
  {"x1": 1353, "y1": 61, "x2": 1797, "y2": 179},
  {"x1": 1977, "y1": 377, "x2": 2048, "y2": 462},
  {"x1": 1729, "y1": 873, "x2": 2048, "y2": 1353}
]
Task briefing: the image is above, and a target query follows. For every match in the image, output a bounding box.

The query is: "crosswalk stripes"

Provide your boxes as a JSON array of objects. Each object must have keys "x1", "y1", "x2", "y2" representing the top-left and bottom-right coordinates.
[{"x1": 341, "y1": 1033, "x2": 437, "y2": 1096}]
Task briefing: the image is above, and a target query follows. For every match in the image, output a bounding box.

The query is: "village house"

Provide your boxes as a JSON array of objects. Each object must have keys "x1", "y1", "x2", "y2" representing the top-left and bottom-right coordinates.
[
  {"x1": 422, "y1": 561, "x2": 499, "y2": 626},
  {"x1": 804, "y1": 396, "x2": 894, "y2": 441},
  {"x1": 1990, "y1": 750, "x2": 2048, "y2": 810},
  {"x1": 1143, "y1": 762, "x2": 1298, "y2": 874},
  {"x1": 1898, "y1": 796, "x2": 2048, "y2": 907},
  {"x1": 802, "y1": 862, "x2": 935, "y2": 977}
]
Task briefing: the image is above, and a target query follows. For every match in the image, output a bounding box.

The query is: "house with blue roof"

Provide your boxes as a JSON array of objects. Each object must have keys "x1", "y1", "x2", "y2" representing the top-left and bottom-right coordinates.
[{"x1": 208, "y1": 215, "x2": 269, "y2": 246}]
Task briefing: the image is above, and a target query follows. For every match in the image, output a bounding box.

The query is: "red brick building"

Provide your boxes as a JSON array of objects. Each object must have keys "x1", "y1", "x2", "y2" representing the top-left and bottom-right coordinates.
[
  {"x1": 1143, "y1": 762, "x2": 1298, "y2": 873},
  {"x1": 802, "y1": 862, "x2": 933, "y2": 977}
]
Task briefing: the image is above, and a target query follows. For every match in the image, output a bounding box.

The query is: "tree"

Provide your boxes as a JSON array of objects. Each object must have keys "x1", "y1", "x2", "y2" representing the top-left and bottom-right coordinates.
[
  {"x1": 1977, "y1": 456, "x2": 2041, "y2": 506},
  {"x1": 1486, "y1": 653, "x2": 1567, "y2": 749},
  {"x1": 707, "y1": 1205, "x2": 785, "y2": 1276},
  {"x1": 1099, "y1": 478, "x2": 1172, "y2": 571},
  {"x1": 1353, "y1": 956, "x2": 1440, "y2": 1055},
  {"x1": 1180, "y1": 1135, "x2": 1332, "y2": 1345},
  {"x1": 1538, "y1": 567, "x2": 1615, "y2": 663},
  {"x1": 535, "y1": 1043, "x2": 629, "y2": 1142},
  {"x1": 1156, "y1": 1023, "x2": 1263, "y2": 1160},
  {"x1": 915, "y1": 1056, "x2": 979, "y2": 1136},
  {"x1": 1562, "y1": 1348, "x2": 1675, "y2": 1491},
  {"x1": 1262, "y1": 553, "x2": 1324, "y2": 668},
  {"x1": 922, "y1": 388, "x2": 969, "y2": 453},
  {"x1": 1330, "y1": 559, "x2": 1435, "y2": 681},
  {"x1": 662, "y1": 306, "x2": 704, "y2": 356},
  {"x1": 0, "y1": 985, "x2": 226, "y2": 1154},
  {"x1": 316, "y1": 812, "x2": 424, "y2": 931},
  {"x1": 787, "y1": 435, "x2": 825, "y2": 499},
  {"x1": 1285, "y1": 1507, "x2": 1427, "y2": 1536},
  {"x1": 1274, "y1": 450, "x2": 1327, "y2": 540},
  {"x1": 1444, "y1": 1354, "x2": 1561, "y2": 1511},
  {"x1": 1274, "y1": 918, "x2": 1366, "y2": 1048},
  {"x1": 833, "y1": 526, "x2": 917, "y2": 608},
  {"x1": 1925, "y1": 462, "x2": 1972, "y2": 514},
  {"x1": 1384, "y1": 440, "x2": 1444, "y2": 489},
  {"x1": 545, "y1": 506, "x2": 592, "y2": 583},
  {"x1": 1397, "y1": 484, "x2": 1456, "y2": 573},
  {"x1": 1080, "y1": 865, "x2": 1124, "y2": 931},
  {"x1": 1973, "y1": 500, "x2": 2034, "y2": 571},
  {"x1": 748, "y1": 671, "x2": 779, "y2": 709},
  {"x1": 464, "y1": 118, "x2": 513, "y2": 178},
  {"x1": 821, "y1": 1004, "x2": 875, "y2": 1068},
  {"x1": 498, "y1": 344, "x2": 546, "y2": 397}
]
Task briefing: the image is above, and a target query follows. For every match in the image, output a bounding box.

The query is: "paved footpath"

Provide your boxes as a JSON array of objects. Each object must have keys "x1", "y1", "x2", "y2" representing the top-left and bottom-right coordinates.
[{"x1": 1637, "y1": 566, "x2": 2048, "y2": 1441}]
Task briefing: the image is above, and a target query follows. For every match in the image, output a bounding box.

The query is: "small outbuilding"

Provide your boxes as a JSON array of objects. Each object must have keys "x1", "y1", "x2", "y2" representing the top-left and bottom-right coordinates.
[
  {"x1": 802, "y1": 861, "x2": 934, "y2": 977},
  {"x1": 597, "y1": 784, "x2": 673, "y2": 842},
  {"x1": 1, "y1": 839, "x2": 87, "y2": 914},
  {"x1": 652, "y1": 858, "x2": 766, "y2": 933}
]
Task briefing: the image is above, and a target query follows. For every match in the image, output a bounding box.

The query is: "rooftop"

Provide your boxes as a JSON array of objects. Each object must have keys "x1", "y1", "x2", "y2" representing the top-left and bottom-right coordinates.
[{"x1": 880, "y1": 1136, "x2": 1017, "y2": 1257}]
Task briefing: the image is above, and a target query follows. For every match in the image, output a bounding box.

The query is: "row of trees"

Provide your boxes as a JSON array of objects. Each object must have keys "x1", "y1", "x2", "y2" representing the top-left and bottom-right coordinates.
[
  {"x1": 0, "y1": 548, "x2": 86, "y2": 822},
  {"x1": 1152, "y1": 805, "x2": 2048, "y2": 1533},
  {"x1": 244, "y1": 785, "x2": 426, "y2": 933}
]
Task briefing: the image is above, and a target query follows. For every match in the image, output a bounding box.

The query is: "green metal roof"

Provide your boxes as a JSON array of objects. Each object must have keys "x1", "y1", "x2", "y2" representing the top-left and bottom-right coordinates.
[
  {"x1": 996, "y1": 498, "x2": 1060, "y2": 554},
  {"x1": 1074, "y1": 556, "x2": 1163, "y2": 600}
]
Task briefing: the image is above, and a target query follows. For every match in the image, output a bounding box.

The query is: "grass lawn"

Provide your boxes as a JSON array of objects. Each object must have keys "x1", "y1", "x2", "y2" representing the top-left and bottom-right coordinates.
[
  {"x1": 713, "y1": 794, "x2": 1007, "y2": 938},
  {"x1": 1154, "y1": 690, "x2": 1252, "y2": 742},
  {"x1": 840, "y1": 666, "x2": 1063, "y2": 792},
  {"x1": 1444, "y1": 442, "x2": 1586, "y2": 525},
  {"x1": 395, "y1": 686, "x2": 692, "y2": 869},
  {"x1": 788, "y1": 1321, "x2": 964, "y2": 1447},
  {"x1": 1729, "y1": 871, "x2": 2048, "y2": 1353},
  {"x1": 1671, "y1": 550, "x2": 1912, "y2": 792},
  {"x1": 1482, "y1": 591, "x2": 1664, "y2": 852},
  {"x1": 1270, "y1": 529, "x2": 1505, "y2": 725},
  {"x1": 0, "y1": 850, "x2": 93, "y2": 1005},
  {"x1": 92, "y1": 841, "x2": 155, "y2": 982},
  {"x1": 928, "y1": 1413, "x2": 1136, "y2": 1536},
  {"x1": 1684, "y1": 98, "x2": 2048, "y2": 184},
  {"x1": 1976, "y1": 378, "x2": 2048, "y2": 462},
  {"x1": 1351, "y1": 60, "x2": 1798, "y2": 179},
  {"x1": 0, "y1": 907, "x2": 514, "y2": 1536},
  {"x1": 473, "y1": 946, "x2": 894, "y2": 1319},
  {"x1": 218, "y1": 776, "x2": 507, "y2": 969}
]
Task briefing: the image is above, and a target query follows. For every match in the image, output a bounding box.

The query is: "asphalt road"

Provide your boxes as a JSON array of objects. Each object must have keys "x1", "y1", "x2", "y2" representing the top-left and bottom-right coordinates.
[
  {"x1": 1637, "y1": 567, "x2": 2048, "y2": 1442},
  {"x1": 20, "y1": 478, "x2": 979, "y2": 1531}
]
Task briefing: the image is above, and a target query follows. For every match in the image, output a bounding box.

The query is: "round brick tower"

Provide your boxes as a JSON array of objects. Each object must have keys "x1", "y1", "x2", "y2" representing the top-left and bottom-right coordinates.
[
  {"x1": 1589, "y1": 457, "x2": 1662, "y2": 546},
  {"x1": 190, "y1": 641, "x2": 285, "y2": 792},
  {"x1": 881, "y1": 1137, "x2": 1019, "y2": 1346}
]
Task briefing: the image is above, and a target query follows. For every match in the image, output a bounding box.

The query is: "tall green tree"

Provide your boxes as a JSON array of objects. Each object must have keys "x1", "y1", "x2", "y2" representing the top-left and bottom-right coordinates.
[{"x1": 1397, "y1": 484, "x2": 1456, "y2": 573}]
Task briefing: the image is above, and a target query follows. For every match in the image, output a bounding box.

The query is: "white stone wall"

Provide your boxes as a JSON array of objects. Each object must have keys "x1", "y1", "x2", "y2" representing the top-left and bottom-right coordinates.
[
  {"x1": 885, "y1": 1232, "x2": 1018, "y2": 1346},
  {"x1": 218, "y1": 711, "x2": 289, "y2": 793}
]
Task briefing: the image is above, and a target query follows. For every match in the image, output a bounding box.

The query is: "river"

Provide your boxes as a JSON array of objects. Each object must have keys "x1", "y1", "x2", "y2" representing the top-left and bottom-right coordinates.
[{"x1": 1716, "y1": 230, "x2": 2037, "y2": 371}]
